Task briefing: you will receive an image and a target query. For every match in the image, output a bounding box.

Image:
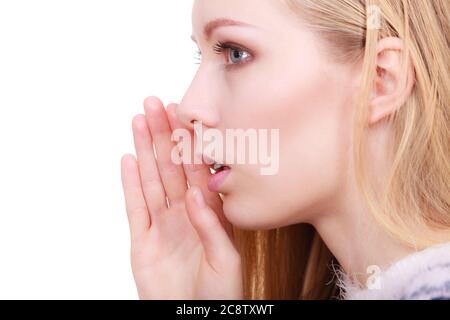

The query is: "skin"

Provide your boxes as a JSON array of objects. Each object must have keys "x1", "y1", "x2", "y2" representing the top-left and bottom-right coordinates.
[{"x1": 121, "y1": 0, "x2": 417, "y2": 299}]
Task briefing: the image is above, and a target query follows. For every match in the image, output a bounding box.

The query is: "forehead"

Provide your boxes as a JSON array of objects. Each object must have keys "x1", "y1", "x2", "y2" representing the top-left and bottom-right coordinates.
[{"x1": 192, "y1": 0, "x2": 296, "y2": 38}]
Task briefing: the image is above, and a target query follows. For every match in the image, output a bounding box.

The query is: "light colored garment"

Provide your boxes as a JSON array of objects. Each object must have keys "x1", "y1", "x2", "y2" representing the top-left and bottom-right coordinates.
[{"x1": 339, "y1": 242, "x2": 450, "y2": 300}]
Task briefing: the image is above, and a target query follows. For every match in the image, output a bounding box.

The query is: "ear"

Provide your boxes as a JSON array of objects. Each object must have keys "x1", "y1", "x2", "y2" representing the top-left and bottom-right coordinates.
[{"x1": 369, "y1": 37, "x2": 416, "y2": 125}]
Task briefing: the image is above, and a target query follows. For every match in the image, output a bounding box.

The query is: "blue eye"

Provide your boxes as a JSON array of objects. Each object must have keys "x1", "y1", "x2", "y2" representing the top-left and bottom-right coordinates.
[
  {"x1": 228, "y1": 47, "x2": 251, "y2": 64},
  {"x1": 213, "y1": 41, "x2": 252, "y2": 67},
  {"x1": 193, "y1": 41, "x2": 252, "y2": 68}
]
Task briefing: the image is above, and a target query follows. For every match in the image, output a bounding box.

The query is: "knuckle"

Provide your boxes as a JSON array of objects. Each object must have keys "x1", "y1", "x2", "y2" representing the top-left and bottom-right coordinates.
[
  {"x1": 141, "y1": 176, "x2": 161, "y2": 189},
  {"x1": 160, "y1": 163, "x2": 181, "y2": 177},
  {"x1": 126, "y1": 203, "x2": 147, "y2": 216},
  {"x1": 202, "y1": 210, "x2": 222, "y2": 229},
  {"x1": 215, "y1": 250, "x2": 241, "y2": 270}
]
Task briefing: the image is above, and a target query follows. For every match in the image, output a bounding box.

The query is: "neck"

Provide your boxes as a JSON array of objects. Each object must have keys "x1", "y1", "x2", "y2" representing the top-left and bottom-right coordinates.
[{"x1": 311, "y1": 175, "x2": 414, "y2": 287}]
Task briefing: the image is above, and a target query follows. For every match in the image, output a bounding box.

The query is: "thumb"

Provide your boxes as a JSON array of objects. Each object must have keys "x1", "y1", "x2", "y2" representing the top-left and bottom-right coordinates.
[{"x1": 185, "y1": 186, "x2": 239, "y2": 268}]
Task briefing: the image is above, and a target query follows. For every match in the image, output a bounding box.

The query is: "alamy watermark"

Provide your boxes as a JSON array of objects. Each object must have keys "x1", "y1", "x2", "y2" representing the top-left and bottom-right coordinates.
[
  {"x1": 171, "y1": 121, "x2": 280, "y2": 176},
  {"x1": 366, "y1": 265, "x2": 382, "y2": 290},
  {"x1": 367, "y1": 5, "x2": 382, "y2": 30}
]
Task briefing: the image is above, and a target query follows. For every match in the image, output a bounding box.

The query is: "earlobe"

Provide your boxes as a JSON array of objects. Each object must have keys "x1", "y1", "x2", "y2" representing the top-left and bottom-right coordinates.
[{"x1": 369, "y1": 37, "x2": 416, "y2": 125}]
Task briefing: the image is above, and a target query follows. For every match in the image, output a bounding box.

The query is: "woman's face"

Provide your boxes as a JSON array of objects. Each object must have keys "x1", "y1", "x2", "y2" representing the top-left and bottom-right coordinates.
[{"x1": 177, "y1": 0, "x2": 361, "y2": 230}]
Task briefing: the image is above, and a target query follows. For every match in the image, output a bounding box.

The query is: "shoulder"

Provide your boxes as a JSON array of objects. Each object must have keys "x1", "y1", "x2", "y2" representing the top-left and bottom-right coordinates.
[{"x1": 342, "y1": 242, "x2": 450, "y2": 300}]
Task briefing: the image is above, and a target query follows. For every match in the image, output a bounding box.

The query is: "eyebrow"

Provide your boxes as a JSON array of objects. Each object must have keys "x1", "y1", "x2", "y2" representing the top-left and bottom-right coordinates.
[{"x1": 191, "y1": 18, "x2": 255, "y2": 42}]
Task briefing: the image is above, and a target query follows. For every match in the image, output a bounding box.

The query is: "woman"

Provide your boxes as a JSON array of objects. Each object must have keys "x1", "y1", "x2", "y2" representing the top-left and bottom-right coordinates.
[{"x1": 120, "y1": 0, "x2": 450, "y2": 299}]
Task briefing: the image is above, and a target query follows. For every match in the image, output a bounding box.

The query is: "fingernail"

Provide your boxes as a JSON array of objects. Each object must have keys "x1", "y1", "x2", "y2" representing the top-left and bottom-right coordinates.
[{"x1": 193, "y1": 187, "x2": 206, "y2": 208}]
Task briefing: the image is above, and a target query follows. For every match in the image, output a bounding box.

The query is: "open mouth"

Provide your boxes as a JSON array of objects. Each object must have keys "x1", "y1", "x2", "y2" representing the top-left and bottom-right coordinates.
[
  {"x1": 207, "y1": 162, "x2": 232, "y2": 192},
  {"x1": 210, "y1": 162, "x2": 231, "y2": 175},
  {"x1": 202, "y1": 154, "x2": 232, "y2": 192},
  {"x1": 202, "y1": 154, "x2": 231, "y2": 175}
]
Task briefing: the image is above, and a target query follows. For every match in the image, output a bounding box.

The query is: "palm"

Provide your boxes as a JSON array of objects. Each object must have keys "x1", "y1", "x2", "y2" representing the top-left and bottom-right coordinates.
[
  {"x1": 132, "y1": 203, "x2": 201, "y2": 272},
  {"x1": 133, "y1": 207, "x2": 228, "y2": 299}
]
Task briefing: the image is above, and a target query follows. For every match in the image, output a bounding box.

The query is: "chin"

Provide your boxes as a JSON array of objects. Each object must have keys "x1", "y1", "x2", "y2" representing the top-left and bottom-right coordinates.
[{"x1": 221, "y1": 194, "x2": 278, "y2": 231}]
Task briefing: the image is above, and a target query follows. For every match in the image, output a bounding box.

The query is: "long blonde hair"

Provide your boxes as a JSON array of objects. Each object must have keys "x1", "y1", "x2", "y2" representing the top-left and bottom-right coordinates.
[{"x1": 233, "y1": 0, "x2": 450, "y2": 299}]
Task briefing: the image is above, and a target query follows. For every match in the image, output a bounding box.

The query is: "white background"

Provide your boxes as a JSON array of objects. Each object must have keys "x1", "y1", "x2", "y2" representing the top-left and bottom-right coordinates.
[{"x1": 0, "y1": 0, "x2": 196, "y2": 299}]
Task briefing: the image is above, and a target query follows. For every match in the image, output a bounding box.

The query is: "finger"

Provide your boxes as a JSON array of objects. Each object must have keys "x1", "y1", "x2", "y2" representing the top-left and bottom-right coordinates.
[
  {"x1": 121, "y1": 154, "x2": 150, "y2": 240},
  {"x1": 167, "y1": 103, "x2": 233, "y2": 237},
  {"x1": 132, "y1": 114, "x2": 167, "y2": 217},
  {"x1": 185, "y1": 186, "x2": 239, "y2": 271},
  {"x1": 144, "y1": 97, "x2": 188, "y2": 205}
]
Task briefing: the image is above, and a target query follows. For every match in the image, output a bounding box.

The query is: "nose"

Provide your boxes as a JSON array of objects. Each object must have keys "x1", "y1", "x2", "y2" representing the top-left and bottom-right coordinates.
[{"x1": 176, "y1": 69, "x2": 220, "y2": 130}]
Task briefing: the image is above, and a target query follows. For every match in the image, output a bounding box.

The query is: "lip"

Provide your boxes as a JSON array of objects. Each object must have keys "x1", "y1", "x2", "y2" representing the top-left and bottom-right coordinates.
[
  {"x1": 207, "y1": 167, "x2": 231, "y2": 192},
  {"x1": 201, "y1": 153, "x2": 231, "y2": 192}
]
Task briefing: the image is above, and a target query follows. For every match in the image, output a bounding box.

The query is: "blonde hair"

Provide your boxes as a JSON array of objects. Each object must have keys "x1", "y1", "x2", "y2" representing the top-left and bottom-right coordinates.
[{"x1": 233, "y1": 0, "x2": 450, "y2": 299}]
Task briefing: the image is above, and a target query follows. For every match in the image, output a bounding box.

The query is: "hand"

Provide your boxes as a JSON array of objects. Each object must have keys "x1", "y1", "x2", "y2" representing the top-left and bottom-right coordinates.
[{"x1": 120, "y1": 97, "x2": 243, "y2": 299}]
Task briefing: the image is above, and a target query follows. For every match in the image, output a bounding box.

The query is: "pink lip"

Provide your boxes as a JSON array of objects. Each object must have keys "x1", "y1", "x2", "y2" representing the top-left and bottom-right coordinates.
[{"x1": 207, "y1": 168, "x2": 231, "y2": 192}]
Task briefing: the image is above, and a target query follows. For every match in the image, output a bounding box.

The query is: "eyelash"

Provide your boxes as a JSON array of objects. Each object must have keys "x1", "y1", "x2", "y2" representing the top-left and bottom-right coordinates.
[
  {"x1": 194, "y1": 41, "x2": 252, "y2": 70},
  {"x1": 194, "y1": 49, "x2": 202, "y2": 65}
]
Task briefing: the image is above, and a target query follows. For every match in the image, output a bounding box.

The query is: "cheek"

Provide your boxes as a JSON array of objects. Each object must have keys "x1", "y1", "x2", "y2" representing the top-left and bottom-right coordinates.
[{"x1": 221, "y1": 64, "x2": 354, "y2": 228}]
